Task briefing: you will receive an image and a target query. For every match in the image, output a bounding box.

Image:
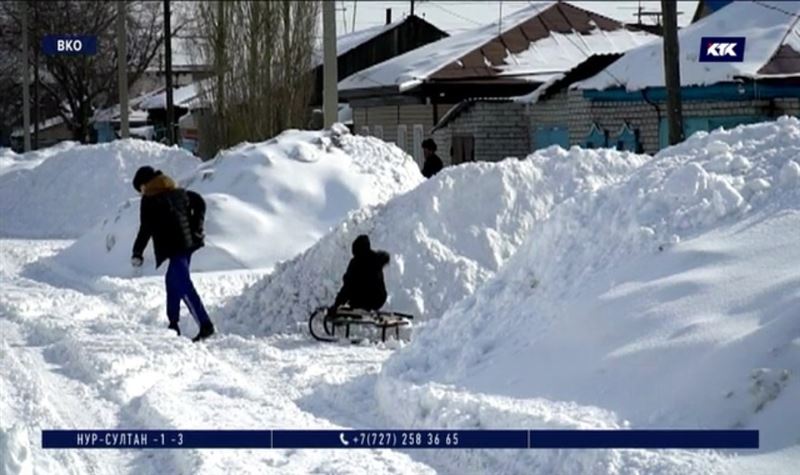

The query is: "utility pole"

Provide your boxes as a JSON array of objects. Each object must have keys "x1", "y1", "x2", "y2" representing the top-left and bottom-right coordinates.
[
  {"x1": 323, "y1": 0, "x2": 338, "y2": 128},
  {"x1": 33, "y1": 2, "x2": 39, "y2": 149},
  {"x1": 340, "y1": 1, "x2": 347, "y2": 32},
  {"x1": 117, "y1": 1, "x2": 129, "y2": 139},
  {"x1": 661, "y1": 0, "x2": 684, "y2": 145},
  {"x1": 21, "y1": 1, "x2": 31, "y2": 152},
  {"x1": 410, "y1": 0, "x2": 415, "y2": 17},
  {"x1": 164, "y1": 0, "x2": 175, "y2": 145}
]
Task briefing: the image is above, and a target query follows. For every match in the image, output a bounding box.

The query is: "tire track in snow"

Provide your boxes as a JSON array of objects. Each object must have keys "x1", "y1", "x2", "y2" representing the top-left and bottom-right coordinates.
[{"x1": 0, "y1": 317, "x2": 127, "y2": 474}]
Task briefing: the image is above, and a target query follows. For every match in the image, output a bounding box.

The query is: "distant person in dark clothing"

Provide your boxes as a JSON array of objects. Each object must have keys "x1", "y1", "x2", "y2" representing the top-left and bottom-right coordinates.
[
  {"x1": 329, "y1": 235, "x2": 390, "y2": 315},
  {"x1": 421, "y1": 138, "x2": 444, "y2": 178},
  {"x1": 130, "y1": 166, "x2": 215, "y2": 342}
]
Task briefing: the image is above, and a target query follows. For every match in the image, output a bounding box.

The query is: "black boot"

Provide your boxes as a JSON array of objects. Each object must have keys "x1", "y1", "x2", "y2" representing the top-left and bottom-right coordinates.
[
  {"x1": 192, "y1": 323, "x2": 215, "y2": 342},
  {"x1": 168, "y1": 322, "x2": 181, "y2": 336}
]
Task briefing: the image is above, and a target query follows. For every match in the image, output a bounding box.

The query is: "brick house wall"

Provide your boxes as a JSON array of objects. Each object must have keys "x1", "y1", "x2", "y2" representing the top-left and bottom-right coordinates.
[
  {"x1": 529, "y1": 89, "x2": 800, "y2": 155},
  {"x1": 352, "y1": 103, "x2": 455, "y2": 167},
  {"x1": 432, "y1": 101, "x2": 530, "y2": 165}
]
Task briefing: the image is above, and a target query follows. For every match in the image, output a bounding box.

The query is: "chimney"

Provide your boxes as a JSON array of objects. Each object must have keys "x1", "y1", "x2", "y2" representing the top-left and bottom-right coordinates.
[{"x1": 386, "y1": 8, "x2": 392, "y2": 25}]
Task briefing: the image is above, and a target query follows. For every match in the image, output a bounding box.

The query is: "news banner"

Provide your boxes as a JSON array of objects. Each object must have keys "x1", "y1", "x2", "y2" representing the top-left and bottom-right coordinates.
[{"x1": 42, "y1": 429, "x2": 759, "y2": 449}]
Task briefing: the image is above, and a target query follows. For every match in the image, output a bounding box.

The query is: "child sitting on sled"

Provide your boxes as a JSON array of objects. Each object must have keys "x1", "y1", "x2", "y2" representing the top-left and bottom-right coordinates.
[{"x1": 328, "y1": 235, "x2": 389, "y2": 316}]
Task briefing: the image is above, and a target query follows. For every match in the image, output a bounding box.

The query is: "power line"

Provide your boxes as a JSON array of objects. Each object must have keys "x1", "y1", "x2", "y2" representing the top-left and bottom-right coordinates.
[
  {"x1": 425, "y1": 1, "x2": 485, "y2": 26},
  {"x1": 532, "y1": 9, "x2": 629, "y2": 90},
  {"x1": 751, "y1": 0, "x2": 800, "y2": 19}
]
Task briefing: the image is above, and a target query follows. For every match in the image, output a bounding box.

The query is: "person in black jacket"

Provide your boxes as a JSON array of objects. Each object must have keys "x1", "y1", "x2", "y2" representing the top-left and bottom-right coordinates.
[
  {"x1": 329, "y1": 235, "x2": 390, "y2": 315},
  {"x1": 130, "y1": 166, "x2": 215, "y2": 342},
  {"x1": 421, "y1": 138, "x2": 444, "y2": 178}
]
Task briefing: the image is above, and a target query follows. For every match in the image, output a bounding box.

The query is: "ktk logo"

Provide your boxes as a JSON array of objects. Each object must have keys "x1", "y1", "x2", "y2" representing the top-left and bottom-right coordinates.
[
  {"x1": 699, "y1": 37, "x2": 746, "y2": 62},
  {"x1": 706, "y1": 43, "x2": 738, "y2": 57}
]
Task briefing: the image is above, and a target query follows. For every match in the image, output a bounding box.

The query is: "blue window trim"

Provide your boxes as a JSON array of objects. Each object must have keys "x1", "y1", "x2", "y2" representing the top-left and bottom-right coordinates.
[
  {"x1": 583, "y1": 83, "x2": 800, "y2": 102},
  {"x1": 614, "y1": 122, "x2": 639, "y2": 152},
  {"x1": 585, "y1": 123, "x2": 608, "y2": 149}
]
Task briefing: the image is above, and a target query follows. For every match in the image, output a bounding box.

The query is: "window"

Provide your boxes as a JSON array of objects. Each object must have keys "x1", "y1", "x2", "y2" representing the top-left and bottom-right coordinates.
[
  {"x1": 584, "y1": 123, "x2": 608, "y2": 149},
  {"x1": 374, "y1": 125, "x2": 384, "y2": 140},
  {"x1": 614, "y1": 123, "x2": 640, "y2": 152},
  {"x1": 397, "y1": 125, "x2": 408, "y2": 152},
  {"x1": 360, "y1": 126, "x2": 369, "y2": 136}
]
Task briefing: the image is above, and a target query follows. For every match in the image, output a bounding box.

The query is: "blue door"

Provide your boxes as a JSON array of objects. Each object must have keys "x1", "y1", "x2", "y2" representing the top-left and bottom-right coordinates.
[
  {"x1": 533, "y1": 125, "x2": 569, "y2": 150},
  {"x1": 93, "y1": 122, "x2": 116, "y2": 143}
]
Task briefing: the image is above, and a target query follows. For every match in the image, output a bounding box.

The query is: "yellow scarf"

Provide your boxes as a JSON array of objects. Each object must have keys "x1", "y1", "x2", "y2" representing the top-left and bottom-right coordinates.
[{"x1": 141, "y1": 174, "x2": 177, "y2": 196}]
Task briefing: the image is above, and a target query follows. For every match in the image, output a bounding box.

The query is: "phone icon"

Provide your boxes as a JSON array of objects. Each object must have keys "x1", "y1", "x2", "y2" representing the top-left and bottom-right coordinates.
[{"x1": 339, "y1": 432, "x2": 350, "y2": 446}]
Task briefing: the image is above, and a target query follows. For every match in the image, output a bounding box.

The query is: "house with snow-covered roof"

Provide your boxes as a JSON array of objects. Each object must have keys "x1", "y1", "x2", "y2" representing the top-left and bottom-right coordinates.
[
  {"x1": 537, "y1": 0, "x2": 800, "y2": 154},
  {"x1": 310, "y1": 14, "x2": 448, "y2": 108},
  {"x1": 338, "y1": 1, "x2": 656, "y2": 165},
  {"x1": 10, "y1": 115, "x2": 73, "y2": 151}
]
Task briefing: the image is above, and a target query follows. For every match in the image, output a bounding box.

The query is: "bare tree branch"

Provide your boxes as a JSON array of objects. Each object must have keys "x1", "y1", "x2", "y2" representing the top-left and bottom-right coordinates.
[{"x1": 0, "y1": 0, "x2": 165, "y2": 143}]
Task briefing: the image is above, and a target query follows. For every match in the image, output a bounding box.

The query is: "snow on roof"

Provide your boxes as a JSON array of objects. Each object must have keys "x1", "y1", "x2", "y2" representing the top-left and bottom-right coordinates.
[
  {"x1": 312, "y1": 20, "x2": 405, "y2": 68},
  {"x1": 340, "y1": 2, "x2": 558, "y2": 92},
  {"x1": 339, "y1": 1, "x2": 657, "y2": 94},
  {"x1": 497, "y1": 26, "x2": 656, "y2": 80},
  {"x1": 139, "y1": 80, "x2": 210, "y2": 110},
  {"x1": 577, "y1": 1, "x2": 800, "y2": 91},
  {"x1": 92, "y1": 88, "x2": 163, "y2": 122},
  {"x1": 11, "y1": 115, "x2": 67, "y2": 137},
  {"x1": 514, "y1": 53, "x2": 625, "y2": 103},
  {"x1": 786, "y1": 19, "x2": 800, "y2": 52}
]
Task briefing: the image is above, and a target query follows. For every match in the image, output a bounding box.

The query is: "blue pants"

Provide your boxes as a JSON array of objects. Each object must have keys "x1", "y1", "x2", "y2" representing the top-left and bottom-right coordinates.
[{"x1": 166, "y1": 253, "x2": 211, "y2": 328}]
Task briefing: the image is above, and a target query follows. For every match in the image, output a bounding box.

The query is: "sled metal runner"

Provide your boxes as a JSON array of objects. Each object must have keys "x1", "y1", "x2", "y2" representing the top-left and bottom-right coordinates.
[{"x1": 308, "y1": 306, "x2": 413, "y2": 343}]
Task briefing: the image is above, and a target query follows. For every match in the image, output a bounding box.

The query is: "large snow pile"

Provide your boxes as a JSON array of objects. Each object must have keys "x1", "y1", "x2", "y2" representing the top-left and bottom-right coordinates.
[
  {"x1": 0, "y1": 140, "x2": 199, "y2": 238},
  {"x1": 223, "y1": 146, "x2": 648, "y2": 336},
  {"x1": 53, "y1": 125, "x2": 423, "y2": 277},
  {"x1": 0, "y1": 141, "x2": 81, "y2": 177},
  {"x1": 379, "y1": 116, "x2": 800, "y2": 460}
]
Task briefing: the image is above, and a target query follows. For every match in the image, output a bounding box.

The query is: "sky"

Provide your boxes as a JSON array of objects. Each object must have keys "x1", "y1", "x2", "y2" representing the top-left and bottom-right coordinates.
[{"x1": 332, "y1": 1, "x2": 700, "y2": 35}]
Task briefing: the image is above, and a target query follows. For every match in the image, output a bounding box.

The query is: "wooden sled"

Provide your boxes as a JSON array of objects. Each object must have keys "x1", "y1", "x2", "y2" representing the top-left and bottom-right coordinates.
[{"x1": 308, "y1": 306, "x2": 414, "y2": 343}]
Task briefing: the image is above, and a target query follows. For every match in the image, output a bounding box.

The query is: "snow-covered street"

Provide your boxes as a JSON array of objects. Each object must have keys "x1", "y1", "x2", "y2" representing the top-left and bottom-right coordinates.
[
  {"x1": 5, "y1": 0, "x2": 800, "y2": 471},
  {"x1": 2, "y1": 119, "x2": 800, "y2": 474},
  {"x1": 0, "y1": 238, "x2": 436, "y2": 474}
]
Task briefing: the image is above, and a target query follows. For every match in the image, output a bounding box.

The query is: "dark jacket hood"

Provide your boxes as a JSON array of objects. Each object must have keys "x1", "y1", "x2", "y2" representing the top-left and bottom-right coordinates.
[{"x1": 352, "y1": 235, "x2": 371, "y2": 257}]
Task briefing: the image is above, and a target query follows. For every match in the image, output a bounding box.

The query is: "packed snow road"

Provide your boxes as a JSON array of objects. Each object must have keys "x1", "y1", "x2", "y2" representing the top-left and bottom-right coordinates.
[
  {"x1": 0, "y1": 239, "x2": 436, "y2": 474},
  {"x1": 1, "y1": 238, "x2": 772, "y2": 475}
]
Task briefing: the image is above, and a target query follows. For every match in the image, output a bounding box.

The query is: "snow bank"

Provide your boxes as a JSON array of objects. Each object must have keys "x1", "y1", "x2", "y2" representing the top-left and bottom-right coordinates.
[
  {"x1": 223, "y1": 146, "x2": 647, "y2": 336},
  {"x1": 0, "y1": 142, "x2": 81, "y2": 177},
  {"x1": 0, "y1": 140, "x2": 199, "y2": 238},
  {"x1": 53, "y1": 125, "x2": 423, "y2": 277},
  {"x1": 371, "y1": 381, "x2": 725, "y2": 474},
  {"x1": 381, "y1": 117, "x2": 800, "y2": 452}
]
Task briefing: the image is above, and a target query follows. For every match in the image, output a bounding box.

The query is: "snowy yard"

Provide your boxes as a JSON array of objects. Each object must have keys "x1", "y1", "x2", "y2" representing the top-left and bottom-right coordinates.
[{"x1": 2, "y1": 119, "x2": 800, "y2": 474}]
